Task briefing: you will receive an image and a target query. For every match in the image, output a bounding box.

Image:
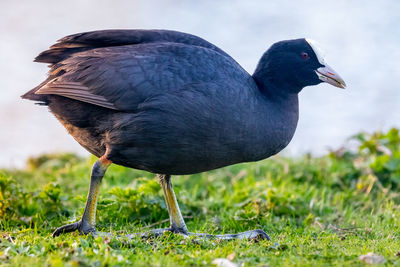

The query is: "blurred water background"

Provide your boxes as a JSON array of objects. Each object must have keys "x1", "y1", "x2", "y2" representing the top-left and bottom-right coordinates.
[{"x1": 1, "y1": 0, "x2": 399, "y2": 168}]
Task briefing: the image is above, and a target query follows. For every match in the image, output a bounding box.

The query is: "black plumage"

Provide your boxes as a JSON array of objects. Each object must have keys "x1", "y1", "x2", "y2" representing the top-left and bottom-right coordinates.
[{"x1": 22, "y1": 29, "x2": 345, "y2": 239}]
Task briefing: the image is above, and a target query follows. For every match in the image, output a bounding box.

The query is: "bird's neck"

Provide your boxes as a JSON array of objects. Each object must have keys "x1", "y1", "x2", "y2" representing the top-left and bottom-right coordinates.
[
  {"x1": 252, "y1": 71, "x2": 303, "y2": 98},
  {"x1": 245, "y1": 75, "x2": 300, "y2": 160},
  {"x1": 252, "y1": 75, "x2": 300, "y2": 112}
]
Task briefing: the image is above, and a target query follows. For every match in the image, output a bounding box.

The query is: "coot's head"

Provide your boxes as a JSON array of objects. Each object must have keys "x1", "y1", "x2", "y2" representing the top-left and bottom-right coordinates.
[{"x1": 253, "y1": 38, "x2": 346, "y2": 94}]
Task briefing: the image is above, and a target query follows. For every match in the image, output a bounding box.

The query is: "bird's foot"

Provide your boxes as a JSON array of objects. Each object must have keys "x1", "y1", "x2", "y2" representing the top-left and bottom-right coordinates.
[
  {"x1": 124, "y1": 227, "x2": 189, "y2": 240},
  {"x1": 52, "y1": 220, "x2": 96, "y2": 237},
  {"x1": 123, "y1": 228, "x2": 269, "y2": 241},
  {"x1": 53, "y1": 223, "x2": 269, "y2": 242},
  {"x1": 191, "y1": 229, "x2": 270, "y2": 241}
]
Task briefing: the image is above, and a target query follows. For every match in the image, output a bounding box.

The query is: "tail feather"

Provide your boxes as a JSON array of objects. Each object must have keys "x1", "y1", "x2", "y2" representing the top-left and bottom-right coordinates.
[
  {"x1": 34, "y1": 47, "x2": 87, "y2": 64},
  {"x1": 21, "y1": 79, "x2": 50, "y2": 105}
]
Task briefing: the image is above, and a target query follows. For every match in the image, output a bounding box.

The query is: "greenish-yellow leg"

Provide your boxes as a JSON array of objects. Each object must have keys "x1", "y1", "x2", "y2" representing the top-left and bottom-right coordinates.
[
  {"x1": 53, "y1": 166, "x2": 270, "y2": 241},
  {"x1": 158, "y1": 174, "x2": 188, "y2": 234},
  {"x1": 52, "y1": 156, "x2": 111, "y2": 237}
]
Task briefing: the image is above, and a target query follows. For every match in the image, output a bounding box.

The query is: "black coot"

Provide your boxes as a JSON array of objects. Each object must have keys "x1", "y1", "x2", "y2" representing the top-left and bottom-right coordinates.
[{"x1": 22, "y1": 29, "x2": 346, "y2": 240}]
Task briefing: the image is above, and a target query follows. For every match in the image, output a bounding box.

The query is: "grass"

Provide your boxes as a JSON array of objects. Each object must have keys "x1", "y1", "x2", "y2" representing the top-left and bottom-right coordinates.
[{"x1": 1, "y1": 128, "x2": 400, "y2": 266}]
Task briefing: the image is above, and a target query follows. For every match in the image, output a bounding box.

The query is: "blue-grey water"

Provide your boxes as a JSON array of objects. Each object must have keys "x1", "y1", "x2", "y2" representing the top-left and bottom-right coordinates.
[{"x1": 1, "y1": 0, "x2": 399, "y2": 168}]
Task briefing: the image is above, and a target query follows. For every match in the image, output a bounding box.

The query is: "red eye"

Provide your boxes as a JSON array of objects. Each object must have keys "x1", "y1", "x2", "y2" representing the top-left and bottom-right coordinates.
[{"x1": 301, "y1": 52, "x2": 309, "y2": 59}]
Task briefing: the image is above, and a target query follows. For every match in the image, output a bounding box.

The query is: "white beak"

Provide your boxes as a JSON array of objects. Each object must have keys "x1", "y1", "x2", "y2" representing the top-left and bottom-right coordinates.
[{"x1": 316, "y1": 63, "x2": 346, "y2": 89}]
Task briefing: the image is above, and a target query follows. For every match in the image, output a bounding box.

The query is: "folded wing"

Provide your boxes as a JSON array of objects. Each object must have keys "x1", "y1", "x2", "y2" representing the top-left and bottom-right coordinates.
[{"x1": 27, "y1": 29, "x2": 239, "y2": 111}]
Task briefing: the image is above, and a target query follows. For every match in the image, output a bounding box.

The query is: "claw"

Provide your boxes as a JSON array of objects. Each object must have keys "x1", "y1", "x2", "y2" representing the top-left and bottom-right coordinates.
[
  {"x1": 53, "y1": 222, "x2": 80, "y2": 237},
  {"x1": 52, "y1": 220, "x2": 96, "y2": 237},
  {"x1": 240, "y1": 229, "x2": 270, "y2": 241}
]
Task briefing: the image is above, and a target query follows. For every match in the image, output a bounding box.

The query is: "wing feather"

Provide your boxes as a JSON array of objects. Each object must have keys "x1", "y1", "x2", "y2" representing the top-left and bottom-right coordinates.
[
  {"x1": 36, "y1": 81, "x2": 117, "y2": 110},
  {"x1": 27, "y1": 30, "x2": 243, "y2": 111}
]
